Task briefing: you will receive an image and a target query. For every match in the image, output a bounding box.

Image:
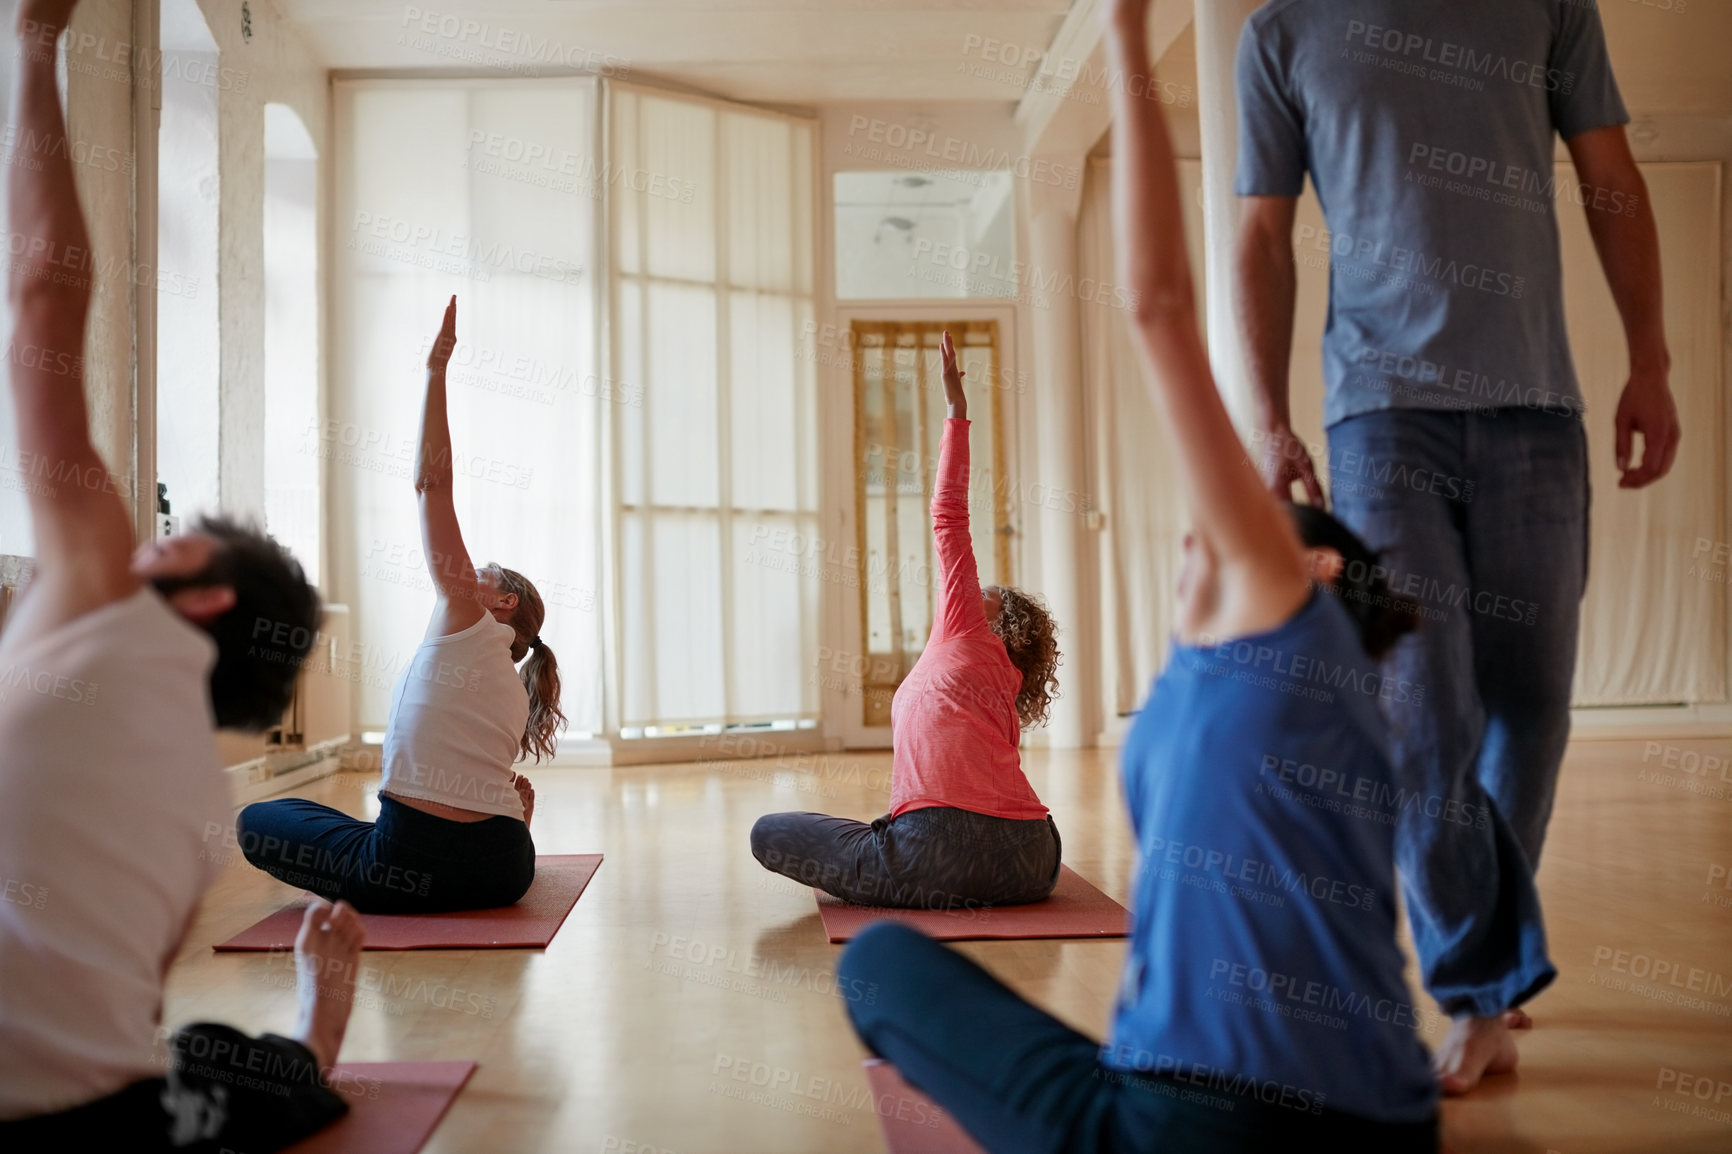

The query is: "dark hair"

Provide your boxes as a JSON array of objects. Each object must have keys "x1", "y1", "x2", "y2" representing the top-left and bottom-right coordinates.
[
  {"x1": 1285, "y1": 504, "x2": 1418, "y2": 660},
  {"x1": 483, "y1": 563, "x2": 566, "y2": 762},
  {"x1": 152, "y1": 514, "x2": 321, "y2": 731},
  {"x1": 984, "y1": 585, "x2": 1061, "y2": 729}
]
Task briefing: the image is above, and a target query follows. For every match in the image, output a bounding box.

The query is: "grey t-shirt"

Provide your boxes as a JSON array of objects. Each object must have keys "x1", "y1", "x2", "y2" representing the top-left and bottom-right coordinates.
[{"x1": 1235, "y1": 0, "x2": 1628, "y2": 428}]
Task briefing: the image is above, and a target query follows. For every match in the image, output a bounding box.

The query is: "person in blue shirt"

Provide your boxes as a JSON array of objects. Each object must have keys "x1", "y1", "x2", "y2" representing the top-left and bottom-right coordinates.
[
  {"x1": 1233, "y1": 0, "x2": 1678, "y2": 1089},
  {"x1": 833, "y1": 3, "x2": 1442, "y2": 1149}
]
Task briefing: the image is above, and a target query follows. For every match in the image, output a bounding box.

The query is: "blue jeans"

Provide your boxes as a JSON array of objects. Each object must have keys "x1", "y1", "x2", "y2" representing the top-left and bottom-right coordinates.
[
  {"x1": 236, "y1": 795, "x2": 535, "y2": 914},
  {"x1": 838, "y1": 924, "x2": 1438, "y2": 1153},
  {"x1": 1326, "y1": 407, "x2": 1581, "y2": 1016}
]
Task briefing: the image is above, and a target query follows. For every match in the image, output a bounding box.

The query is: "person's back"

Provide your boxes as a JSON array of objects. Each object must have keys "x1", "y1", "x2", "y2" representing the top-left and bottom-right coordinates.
[
  {"x1": 381, "y1": 612, "x2": 530, "y2": 818},
  {"x1": 0, "y1": 8, "x2": 359, "y2": 1148},
  {"x1": 751, "y1": 340, "x2": 1061, "y2": 911},
  {"x1": 1108, "y1": 589, "x2": 1435, "y2": 1124},
  {"x1": 0, "y1": 590, "x2": 226, "y2": 1117},
  {"x1": 887, "y1": 415, "x2": 1044, "y2": 822}
]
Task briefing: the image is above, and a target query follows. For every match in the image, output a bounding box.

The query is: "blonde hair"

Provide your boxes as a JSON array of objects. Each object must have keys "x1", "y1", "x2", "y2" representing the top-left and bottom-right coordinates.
[
  {"x1": 985, "y1": 586, "x2": 1061, "y2": 730},
  {"x1": 483, "y1": 563, "x2": 566, "y2": 762}
]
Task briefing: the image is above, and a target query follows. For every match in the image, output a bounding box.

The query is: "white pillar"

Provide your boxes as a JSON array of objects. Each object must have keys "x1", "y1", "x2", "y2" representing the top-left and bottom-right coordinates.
[
  {"x1": 1023, "y1": 170, "x2": 1098, "y2": 750},
  {"x1": 1194, "y1": 0, "x2": 1264, "y2": 432}
]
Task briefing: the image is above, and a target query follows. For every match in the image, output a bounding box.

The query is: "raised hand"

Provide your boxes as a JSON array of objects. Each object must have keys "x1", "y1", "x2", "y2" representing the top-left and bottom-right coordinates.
[
  {"x1": 427, "y1": 295, "x2": 457, "y2": 375},
  {"x1": 1257, "y1": 422, "x2": 1326, "y2": 505},
  {"x1": 940, "y1": 330, "x2": 967, "y2": 419}
]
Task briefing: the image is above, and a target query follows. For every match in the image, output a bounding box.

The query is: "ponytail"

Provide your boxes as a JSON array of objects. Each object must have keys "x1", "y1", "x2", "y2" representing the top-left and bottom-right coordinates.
[
  {"x1": 1284, "y1": 504, "x2": 1419, "y2": 660},
  {"x1": 519, "y1": 638, "x2": 565, "y2": 762},
  {"x1": 482, "y1": 563, "x2": 568, "y2": 762}
]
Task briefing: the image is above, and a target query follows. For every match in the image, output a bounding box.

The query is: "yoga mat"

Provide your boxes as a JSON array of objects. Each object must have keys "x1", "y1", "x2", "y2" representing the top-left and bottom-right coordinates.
[
  {"x1": 287, "y1": 1061, "x2": 475, "y2": 1154},
  {"x1": 864, "y1": 1060, "x2": 982, "y2": 1154},
  {"x1": 815, "y1": 865, "x2": 1127, "y2": 943},
  {"x1": 215, "y1": 854, "x2": 602, "y2": 951}
]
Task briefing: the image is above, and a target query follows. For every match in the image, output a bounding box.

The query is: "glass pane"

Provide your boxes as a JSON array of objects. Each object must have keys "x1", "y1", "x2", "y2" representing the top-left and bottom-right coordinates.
[
  {"x1": 729, "y1": 292, "x2": 798, "y2": 511},
  {"x1": 646, "y1": 282, "x2": 718, "y2": 507}
]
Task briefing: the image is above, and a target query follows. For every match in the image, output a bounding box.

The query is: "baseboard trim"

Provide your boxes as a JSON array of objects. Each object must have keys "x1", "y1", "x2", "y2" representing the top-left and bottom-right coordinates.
[
  {"x1": 225, "y1": 736, "x2": 353, "y2": 806},
  {"x1": 1568, "y1": 703, "x2": 1732, "y2": 740}
]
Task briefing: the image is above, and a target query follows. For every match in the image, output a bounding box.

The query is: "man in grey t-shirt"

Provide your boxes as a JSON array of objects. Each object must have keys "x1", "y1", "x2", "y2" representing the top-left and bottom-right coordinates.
[{"x1": 1233, "y1": 0, "x2": 1679, "y2": 1093}]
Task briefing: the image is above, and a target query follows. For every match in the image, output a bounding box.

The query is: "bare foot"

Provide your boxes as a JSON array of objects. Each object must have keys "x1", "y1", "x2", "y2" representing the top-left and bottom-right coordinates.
[
  {"x1": 291, "y1": 898, "x2": 364, "y2": 1070},
  {"x1": 1503, "y1": 1007, "x2": 1533, "y2": 1030},
  {"x1": 513, "y1": 772, "x2": 536, "y2": 828},
  {"x1": 1433, "y1": 1014, "x2": 1519, "y2": 1095}
]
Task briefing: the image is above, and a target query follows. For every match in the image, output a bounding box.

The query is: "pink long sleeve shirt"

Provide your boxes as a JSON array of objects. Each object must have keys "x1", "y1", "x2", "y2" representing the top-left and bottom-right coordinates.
[{"x1": 888, "y1": 419, "x2": 1049, "y2": 821}]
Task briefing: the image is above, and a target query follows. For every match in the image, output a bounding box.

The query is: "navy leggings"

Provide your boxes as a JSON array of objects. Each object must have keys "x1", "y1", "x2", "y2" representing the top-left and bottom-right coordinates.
[
  {"x1": 0, "y1": 1024, "x2": 347, "y2": 1152},
  {"x1": 838, "y1": 924, "x2": 1439, "y2": 1154},
  {"x1": 236, "y1": 794, "x2": 534, "y2": 914}
]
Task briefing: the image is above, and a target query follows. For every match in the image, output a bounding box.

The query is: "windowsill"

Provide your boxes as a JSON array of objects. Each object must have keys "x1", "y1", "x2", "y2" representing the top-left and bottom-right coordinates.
[{"x1": 342, "y1": 728, "x2": 838, "y2": 770}]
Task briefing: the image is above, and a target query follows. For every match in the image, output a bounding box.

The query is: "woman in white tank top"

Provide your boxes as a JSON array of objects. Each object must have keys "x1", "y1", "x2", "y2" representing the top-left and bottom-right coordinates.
[{"x1": 236, "y1": 298, "x2": 567, "y2": 913}]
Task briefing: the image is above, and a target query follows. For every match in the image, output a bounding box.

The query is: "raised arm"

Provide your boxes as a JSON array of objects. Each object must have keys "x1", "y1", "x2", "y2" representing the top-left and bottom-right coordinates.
[
  {"x1": 928, "y1": 331, "x2": 988, "y2": 643},
  {"x1": 1565, "y1": 125, "x2": 1679, "y2": 488},
  {"x1": 1106, "y1": 0, "x2": 1308, "y2": 636},
  {"x1": 417, "y1": 297, "x2": 485, "y2": 636},
  {"x1": 2, "y1": 2, "x2": 140, "y2": 641}
]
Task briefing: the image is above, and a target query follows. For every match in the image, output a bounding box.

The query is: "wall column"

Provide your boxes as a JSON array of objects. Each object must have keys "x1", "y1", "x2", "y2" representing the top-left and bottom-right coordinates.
[{"x1": 1022, "y1": 167, "x2": 1099, "y2": 749}]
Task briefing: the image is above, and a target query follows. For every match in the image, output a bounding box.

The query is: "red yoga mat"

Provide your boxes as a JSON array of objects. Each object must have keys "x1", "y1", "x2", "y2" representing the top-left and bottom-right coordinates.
[
  {"x1": 814, "y1": 865, "x2": 1128, "y2": 943},
  {"x1": 864, "y1": 1060, "x2": 983, "y2": 1154},
  {"x1": 214, "y1": 854, "x2": 602, "y2": 951},
  {"x1": 286, "y1": 1060, "x2": 475, "y2": 1154}
]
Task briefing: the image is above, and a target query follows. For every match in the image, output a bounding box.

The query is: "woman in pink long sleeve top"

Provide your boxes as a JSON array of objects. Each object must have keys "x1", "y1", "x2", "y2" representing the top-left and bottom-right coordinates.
[{"x1": 750, "y1": 332, "x2": 1063, "y2": 909}]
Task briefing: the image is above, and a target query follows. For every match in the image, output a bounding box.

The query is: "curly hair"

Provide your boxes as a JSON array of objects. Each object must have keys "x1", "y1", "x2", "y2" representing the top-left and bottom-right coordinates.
[{"x1": 984, "y1": 585, "x2": 1061, "y2": 730}]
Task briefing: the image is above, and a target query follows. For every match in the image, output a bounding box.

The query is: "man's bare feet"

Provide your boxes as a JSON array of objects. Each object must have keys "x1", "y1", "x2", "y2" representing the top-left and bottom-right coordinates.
[
  {"x1": 513, "y1": 772, "x2": 535, "y2": 828},
  {"x1": 1503, "y1": 1007, "x2": 1533, "y2": 1030},
  {"x1": 1433, "y1": 1014, "x2": 1519, "y2": 1094},
  {"x1": 291, "y1": 898, "x2": 364, "y2": 1071}
]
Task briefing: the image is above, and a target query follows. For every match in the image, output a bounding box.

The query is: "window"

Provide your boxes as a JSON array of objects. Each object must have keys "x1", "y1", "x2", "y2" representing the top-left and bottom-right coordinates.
[
  {"x1": 610, "y1": 85, "x2": 819, "y2": 732},
  {"x1": 333, "y1": 80, "x2": 603, "y2": 733}
]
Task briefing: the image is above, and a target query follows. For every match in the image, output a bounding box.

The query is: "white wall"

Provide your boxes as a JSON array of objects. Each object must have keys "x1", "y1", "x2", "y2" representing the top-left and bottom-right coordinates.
[
  {"x1": 156, "y1": 0, "x2": 222, "y2": 521},
  {"x1": 263, "y1": 102, "x2": 319, "y2": 583}
]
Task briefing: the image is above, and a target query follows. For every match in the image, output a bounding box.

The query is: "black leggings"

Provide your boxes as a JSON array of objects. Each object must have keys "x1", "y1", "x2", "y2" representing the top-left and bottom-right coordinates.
[
  {"x1": 236, "y1": 794, "x2": 535, "y2": 914},
  {"x1": 0, "y1": 1024, "x2": 348, "y2": 1153},
  {"x1": 750, "y1": 806, "x2": 1062, "y2": 908}
]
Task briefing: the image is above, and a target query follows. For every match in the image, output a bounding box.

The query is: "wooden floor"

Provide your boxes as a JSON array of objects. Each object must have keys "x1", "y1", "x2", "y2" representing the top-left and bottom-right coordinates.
[{"x1": 166, "y1": 736, "x2": 1732, "y2": 1153}]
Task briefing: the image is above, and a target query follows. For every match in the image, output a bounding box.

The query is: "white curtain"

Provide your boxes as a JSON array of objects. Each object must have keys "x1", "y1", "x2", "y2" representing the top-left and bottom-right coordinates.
[
  {"x1": 332, "y1": 80, "x2": 604, "y2": 734},
  {"x1": 1560, "y1": 162, "x2": 1725, "y2": 705},
  {"x1": 1081, "y1": 155, "x2": 1727, "y2": 713},
  {"x1": 609, "y1": 84, "x2": 819, "y2": 731}
]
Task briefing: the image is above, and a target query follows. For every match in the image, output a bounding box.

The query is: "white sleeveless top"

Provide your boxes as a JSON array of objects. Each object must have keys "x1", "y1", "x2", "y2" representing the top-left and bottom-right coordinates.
[
  {"x1": 0, "y1": 589, "x2": 229, "y2": 1118},
  {"x1": 381, "y1": 613, "x2": 528, "y2": 820}
]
